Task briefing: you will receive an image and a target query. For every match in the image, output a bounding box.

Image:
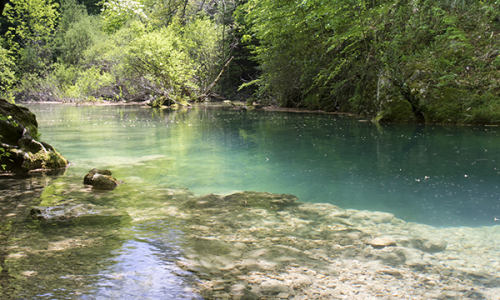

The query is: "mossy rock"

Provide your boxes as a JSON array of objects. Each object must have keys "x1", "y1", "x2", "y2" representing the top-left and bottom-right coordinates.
[
  {"x1": 3, "y1": 144, "x2": 68, "y2": 173},
  {"x1": 421, "y1": 87, "x2": 469, "y2": 124},
  {"x1": 461, "y1": 92, "x2": 500, "y2": 125},
  {"x1": 375, "y1": 98, "x2": 416, "y2": 123},
  {"x1": 83, "y1": 168, "x2": 119, "y2": 190},
  {"x1": 0, "y1": 99, "x2": 68, "y2": 172},
  {"x1": 0, "y1": 99, "x2": 39, "y2": 144}
]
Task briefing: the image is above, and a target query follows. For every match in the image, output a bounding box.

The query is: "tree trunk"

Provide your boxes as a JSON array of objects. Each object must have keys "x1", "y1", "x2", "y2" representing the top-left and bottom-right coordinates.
[{"x1": 199, "y1": 56, "x2": 234, "y2": 100}]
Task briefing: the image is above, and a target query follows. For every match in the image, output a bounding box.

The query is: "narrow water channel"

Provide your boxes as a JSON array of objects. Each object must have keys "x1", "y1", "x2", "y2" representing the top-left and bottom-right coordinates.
[{"x1": 1, "y1": 103, "x2": 499, "y2": 299}]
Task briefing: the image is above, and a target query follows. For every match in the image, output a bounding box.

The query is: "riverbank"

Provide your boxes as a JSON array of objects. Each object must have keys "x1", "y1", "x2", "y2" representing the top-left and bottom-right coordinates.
[{"x1": 19, "y1": 100, "x2": 500, "y2": 126}]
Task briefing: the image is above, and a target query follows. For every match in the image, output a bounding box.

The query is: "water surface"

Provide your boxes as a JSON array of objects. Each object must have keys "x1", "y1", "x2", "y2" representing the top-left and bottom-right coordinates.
[
  {"x1": 2, "y1": 103, "x2": 500, "y2": 299},
  {"x1": 30, "y1": 103, "x2": 500, "y2": 227}
]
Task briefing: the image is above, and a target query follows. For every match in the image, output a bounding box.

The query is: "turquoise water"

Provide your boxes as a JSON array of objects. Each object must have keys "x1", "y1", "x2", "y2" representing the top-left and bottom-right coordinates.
[
  {"x1": 2, "y1": 103, "x2": 500, "y2": 299},
  {"x1": 29, "y1": 103, "x2": 500, "y2": 227}
]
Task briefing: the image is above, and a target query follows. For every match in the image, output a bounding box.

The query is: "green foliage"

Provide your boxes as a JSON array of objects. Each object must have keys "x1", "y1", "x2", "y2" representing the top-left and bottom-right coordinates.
[
  {"x1": 67, "y1": 66, "x2": 115, "y2": 100},
  {"x1": 4, "y1": 0, "x2": 59, "y2": 74},
  {"x1": 101, "y1": 0, "x2": 147, "y2": 33},
  {"x1": 142, "y1": 0, "x2": 191, "y2": 28},
  {"x1": 58, "y1": 15, "x2": 102, "y2": 65},
  {"x1": 80, "y1": 0, "x2": 104, "y2": 15},
  {"x1": 15, "y1": 73, "x2": 64, "y2": 101},
  {"x1": 0, "y1": 46, "x2": 15, "y2": 96},
  {"x1": 4, "y1": 0, "x2": 59, "y2": 49},
  {"x1": 0, "y1": 113, "x2": 16, "y2": 170},
  {"x1": 120, "y1": 21, "x2": 197, "y2": 98},
  {"x1": 2, "y1": 0, "x2": 235, "y2": 103},
  {"x1": 238, "y1": 0, "x2": 500, "y2": 123},
  {"x1": 181, "y1": 17, "x2": 221, "y2": 90},
  {"x1": 58, "y1": 0, "x2": 88, "y2": 32}
]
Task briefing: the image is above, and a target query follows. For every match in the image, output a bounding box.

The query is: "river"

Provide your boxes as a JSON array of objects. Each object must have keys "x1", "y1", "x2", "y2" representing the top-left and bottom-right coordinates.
[{"x1": 1, "y1": 103, "x2": 499, "y2": 299}]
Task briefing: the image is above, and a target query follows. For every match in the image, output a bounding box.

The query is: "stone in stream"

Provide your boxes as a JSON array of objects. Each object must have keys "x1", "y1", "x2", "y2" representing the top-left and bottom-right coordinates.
[
  {"x1": 30, "y1": 204, "x2": 95, "y2": 221},
  {"x1": 182, "y1": 191, "x2": 298, "y2": 210},
  {"x1": 369, "y1": 237, "x2": 397, "y2": 248},
  {"x1": 30, "y1": 204, "x2": 130, "y2": 224},
  {"x1": 410, "y1": 237, "x2": 447, "y2": 253},
  {"x1": 0, "y1": 99, "x2": 68, "y2": 172},
  {"x1": 229, "y1": 284, "x2": 260, "y2": 300},
  {"x1": 259, "y1": 283, "x2": 293, "y2": 296},
  {"x1": 83, "y1": 168, "x2": 119, "y2": 190}
]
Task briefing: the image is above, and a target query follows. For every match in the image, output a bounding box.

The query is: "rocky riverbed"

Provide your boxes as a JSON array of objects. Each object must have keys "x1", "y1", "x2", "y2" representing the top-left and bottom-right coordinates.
[
  {"x1": 164, "y1": 191, "x2": 500, "y2": 300},
  {"x1": 1, "y1": 175, "x2": 499, "y2": 299}
]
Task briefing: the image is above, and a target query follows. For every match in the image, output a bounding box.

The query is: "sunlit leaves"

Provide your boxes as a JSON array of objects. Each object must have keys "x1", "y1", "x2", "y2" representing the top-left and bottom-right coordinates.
[
  {"x1": 121, "y1": 22, "x2": 197, "y2": 96},
  {"x1": 3, "y1": 0, "x2": 59, "y2": 51},
  {"x1": 0, "y1": 47, "x2": 16, "y2": 93},
  {"x1": 101, "y1": 0, "x2": 147, "y2": 33}
]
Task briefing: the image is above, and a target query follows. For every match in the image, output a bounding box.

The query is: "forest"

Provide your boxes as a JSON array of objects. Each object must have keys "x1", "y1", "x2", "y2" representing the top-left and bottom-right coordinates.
[{"x1": 1, "y1": 0, "x2": 500, "y2": 124}]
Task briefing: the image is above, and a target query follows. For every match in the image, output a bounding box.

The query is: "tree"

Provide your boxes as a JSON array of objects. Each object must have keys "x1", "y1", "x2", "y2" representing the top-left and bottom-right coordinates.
[
  {"x1": 101, "y1": 0, "x2": 147, "y2": 33},
  {"x1": 0, "y1": 46, "x2": 15, "y2": 95},
  {"x1": 3, "y1": 0, "x2": 59, "y2": 73},
  {"x1": 121, "y1": 22, "x2": 197, "y2": 102},
  {"x1": 0, "y1": 0, "x2": 9, "y2": 16}
]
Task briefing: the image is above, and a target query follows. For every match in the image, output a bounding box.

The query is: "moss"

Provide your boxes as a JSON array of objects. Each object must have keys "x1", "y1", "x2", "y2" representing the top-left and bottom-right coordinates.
[
  {"x1": 0, "y1": 99, "x2": 39, "y2": 141},
  {"x1": 463, "y1": 92, "x2": 500, "y2": 124},
  {"x1": 21, "y1": 149, "x2": 68, "y2": 171},
  {"x1": 420, "y1": 88, "x2": 500, "y2": 124},
  {"x1": 375, "y1": 98, "x2": 416, "y2": 123},
  {"x1": 420, "y1": 87, "x2": 467, "y2": 124}
]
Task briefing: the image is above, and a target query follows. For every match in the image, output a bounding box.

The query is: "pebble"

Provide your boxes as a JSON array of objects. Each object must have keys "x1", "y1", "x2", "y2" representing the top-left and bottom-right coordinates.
[{"x1": 369, "y1": 237, "x2": 397, "y2": 248}]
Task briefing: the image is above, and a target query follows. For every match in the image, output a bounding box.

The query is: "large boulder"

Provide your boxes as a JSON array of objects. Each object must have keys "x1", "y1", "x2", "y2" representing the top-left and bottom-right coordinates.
[{"x1": 0, "y1": 99, "x2": 68, "y2": 172}]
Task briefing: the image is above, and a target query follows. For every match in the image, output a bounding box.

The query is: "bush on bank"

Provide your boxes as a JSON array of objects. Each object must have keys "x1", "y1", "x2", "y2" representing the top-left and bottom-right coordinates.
[{"x1": 237, "y1": 0, "x2": 500, "y2": 124}]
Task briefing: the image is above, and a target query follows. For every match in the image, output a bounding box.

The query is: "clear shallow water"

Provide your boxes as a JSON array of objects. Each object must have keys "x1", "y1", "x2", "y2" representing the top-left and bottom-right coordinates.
[
  {"x1": 29, "y1": 103, "x2": 500, "y2": 227},
  {"x1": 2, "y1": 103, "x2": 500, "y2": 299}
]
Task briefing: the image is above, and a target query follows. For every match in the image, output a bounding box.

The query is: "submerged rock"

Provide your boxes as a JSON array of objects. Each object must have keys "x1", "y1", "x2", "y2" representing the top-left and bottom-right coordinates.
[
  {"x1": 182, "y1": 191, "x2": 298, "y2": 210},
  {"x1": 30, "y1": 204, "x2": 130, "y2": 224},
  {"x1": 369, "y1": 237, "x2": 397, "y2": 248},
  {"x1": 170, "y1": 191, "x2": 500, "y2": 299},
  {"x1": 83, "y1": 168, "x2": 119, "y2": 190},
  {"x1": 30, "y1": 204, "x2": 95, "y2": 221},
  {"x1": 410, "y1": 237, "x2": 447, "y2": 253},
  {"x1": 0, "y1": 99, "x2": 68, "y2": 172}
]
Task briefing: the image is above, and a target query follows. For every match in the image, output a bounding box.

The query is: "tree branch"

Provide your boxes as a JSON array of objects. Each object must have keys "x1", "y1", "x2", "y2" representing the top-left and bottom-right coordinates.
[{"x1": 199, "y1": 56, "x2": 234, "y2": 100}]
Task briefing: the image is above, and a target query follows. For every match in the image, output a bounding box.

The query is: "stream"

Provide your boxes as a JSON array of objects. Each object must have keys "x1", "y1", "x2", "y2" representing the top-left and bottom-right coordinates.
[{"x1": 1, "y1": 103, "x2": 499, "y2": 299}]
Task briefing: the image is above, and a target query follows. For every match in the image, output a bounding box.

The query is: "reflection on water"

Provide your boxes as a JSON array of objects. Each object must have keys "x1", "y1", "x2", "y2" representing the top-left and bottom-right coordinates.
[
  {"x1": 88, "y1": 219, "x2": 202, "y2": 299},
  {"x1": 29, "y1": 103, "x2": 500, "y2": 227},
  {"x1": 88, "y1": 239, "x2": 201, "y2": 299},
  {"x1": 0, "y1": 175, "x2": 201, "y2": 299}
]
